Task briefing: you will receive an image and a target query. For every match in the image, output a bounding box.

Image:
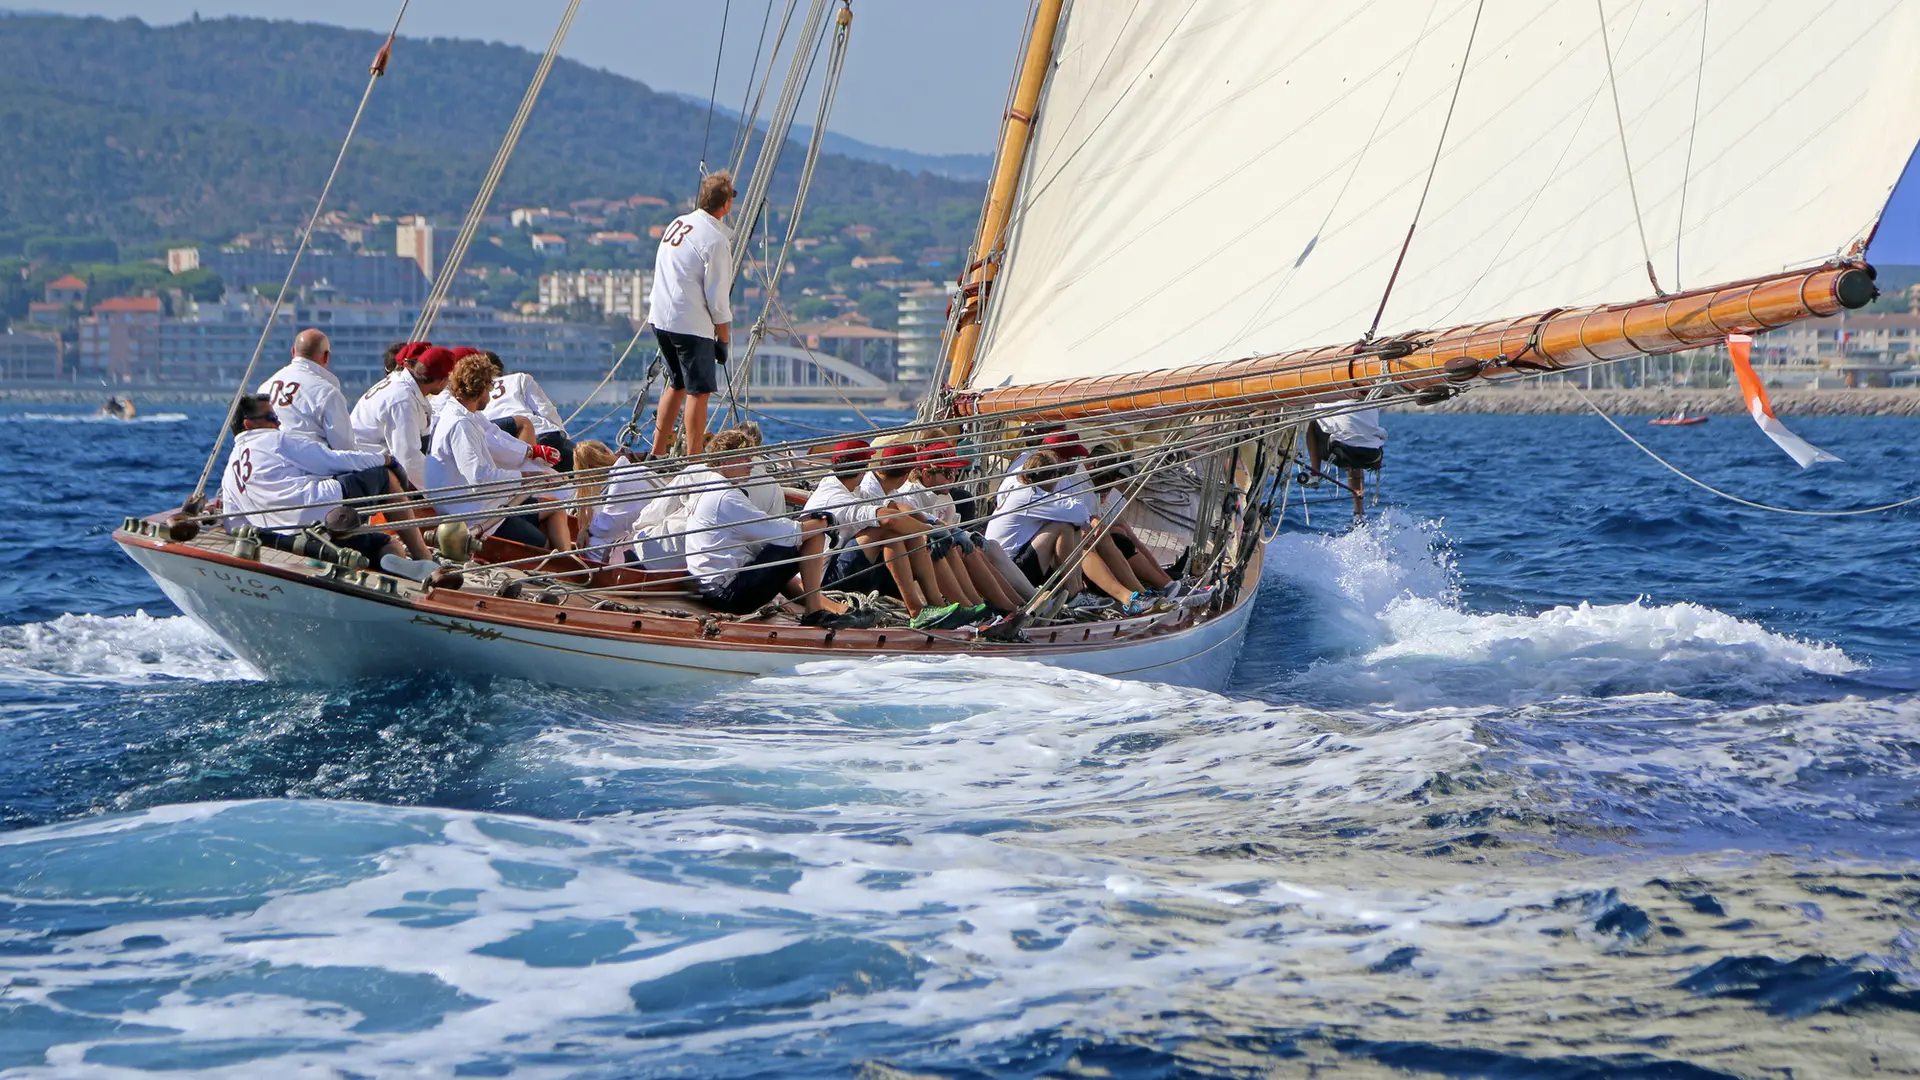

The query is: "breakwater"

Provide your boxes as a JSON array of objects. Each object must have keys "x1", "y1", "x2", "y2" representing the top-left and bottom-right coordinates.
[{"x1": 1399, "y1": 385, "x2": 1920, "y2": 417}]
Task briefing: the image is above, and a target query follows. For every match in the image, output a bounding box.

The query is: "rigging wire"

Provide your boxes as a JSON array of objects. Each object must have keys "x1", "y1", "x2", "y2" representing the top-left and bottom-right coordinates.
[
  {"x1": 730, "y1": 0, "x2": 795, "y2": 178},
  {"x1": 1674, "y1": 0, "x2": 1709, "y2": 292},
  {"x1": 700, "y1": 0, "x2": 734, "y2": 176},
  {"x1": 1574, "y1": 386, "x2": 1920, "y2": 517},
  {"x1": 1595, "y1": 0, "x2": 1665, "y2": 296},
  {"x1": 412, "y1": 0, "x2": 582, "y2": 342},
  {"x1": 1364, "y1": 0, "x2": 1485, "y2": 341},
  {"x1": 188, "y1": 0, "x2": 413, "y2": 504}
]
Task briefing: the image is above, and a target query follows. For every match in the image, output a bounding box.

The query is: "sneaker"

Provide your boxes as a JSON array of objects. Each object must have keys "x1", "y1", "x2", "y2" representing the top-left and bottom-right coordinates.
[
  {"x1": 380, "y1": 553, "x2": 442, "y2": 583},
  {"x1": 938, "y1": 603, "x2": 991, "y2": 630},
  {"x1": 1161, "y1": 581, "x2": 1188, "y2": 600},
  {"x1": 909, "y1": 602, "x2": 961, "y2": 630},
  {"x1": 1121, "y1": 591, "x2": 1156, "y2": 617}
]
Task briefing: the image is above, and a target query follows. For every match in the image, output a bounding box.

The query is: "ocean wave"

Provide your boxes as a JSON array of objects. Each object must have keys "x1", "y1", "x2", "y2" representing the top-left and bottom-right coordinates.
[
  {"x1": 18, "y1": 412, "x2": 190, "y2": 424},
  {"x1": 0, "y1": 612, "x2": 256, "y2": 685},
  {"x1": 1269, "y1": 512, "x2": 1857, "y2": 708}
]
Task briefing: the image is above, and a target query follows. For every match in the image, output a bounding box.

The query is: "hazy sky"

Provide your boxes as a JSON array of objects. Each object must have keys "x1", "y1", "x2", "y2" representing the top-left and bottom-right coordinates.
[{"x1": 18, "y1": 1, "x2": 1032, "y2": 156}]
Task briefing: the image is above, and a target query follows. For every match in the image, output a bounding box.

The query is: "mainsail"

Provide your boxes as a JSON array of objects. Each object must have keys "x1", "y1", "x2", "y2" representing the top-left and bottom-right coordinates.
[{"x1": 956, "y1": 0, "x2": 1920, "y2": 394}]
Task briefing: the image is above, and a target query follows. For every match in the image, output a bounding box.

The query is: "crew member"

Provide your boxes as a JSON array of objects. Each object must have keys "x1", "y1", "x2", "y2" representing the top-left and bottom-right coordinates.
[
  {"x1": 220, "y1": 393, "x2": 440, "y2": 577},
  {"x1": 426, "y1": 353, "x2": 570, "y2": 551},
  {"x1": 904, "y1": 442, "x2": 1033, "y2": 603},
  {"x1": 647, "y1": 171, "x2": 736, "y2": 459},
  {"x1": 806, "y1": 440, "x2": 965, "y2": 628},
  {"x1": 577, "y1": 442, "x2": 664, "y2": 563},
  {"x1": 685, "y1": 430, "x2": 843, "y2": 624},
  {"x1": 863, "y1": 445, "x2": 1019, "y2": 616},
  {"x1": 482, "y1": 351, "x2": 575, "y2": 470},
  {"x1": 351, "y1": 343, "x2": 457, "y2": 491},
  {"x1": 256, "y1": 329, "x2": 354, "y2": 450},
  {"x1": 1306, "y1": 401, "x2": 1386, "y2": 517}
]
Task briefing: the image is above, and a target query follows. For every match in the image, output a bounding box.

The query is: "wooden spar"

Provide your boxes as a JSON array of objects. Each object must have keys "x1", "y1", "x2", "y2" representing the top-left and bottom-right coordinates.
[
  {"x1": 952, "y1": 265, "x2": 1878, "y2": 422},
  {"x1": 941, "y1": 0, "x2": 1067, "y2": 391}
]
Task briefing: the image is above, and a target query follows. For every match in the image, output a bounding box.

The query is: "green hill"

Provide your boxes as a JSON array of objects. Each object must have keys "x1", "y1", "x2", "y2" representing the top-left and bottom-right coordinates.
[{"x1": 0, "y1": 12, "x2": 984, "y2": 244}]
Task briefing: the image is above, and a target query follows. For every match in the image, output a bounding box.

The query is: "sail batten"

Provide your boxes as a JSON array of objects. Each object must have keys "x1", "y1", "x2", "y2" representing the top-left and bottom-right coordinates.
[{"x1": 963, "y1": 0, "x2": 1920, "y2": 392}]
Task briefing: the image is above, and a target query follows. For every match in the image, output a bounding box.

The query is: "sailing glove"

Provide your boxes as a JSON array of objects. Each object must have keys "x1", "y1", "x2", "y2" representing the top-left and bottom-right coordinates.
[
  {"x1": 528, "y1": 445, "x2": 561, "y2": 466},
  {"x1": 714, "y1": 340, "x2": 729, "y2": 365}
]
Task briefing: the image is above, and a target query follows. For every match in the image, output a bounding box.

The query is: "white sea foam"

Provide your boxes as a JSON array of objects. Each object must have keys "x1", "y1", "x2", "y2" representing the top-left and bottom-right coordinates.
[
  {"x1": 17, "y1": 411, "x2": 190, "y2": 424},
  {"x1": 1269, "y1": 511, "x2": 1857, "y2": 707},
  {"x1": 0, "y1": 611, "x2": 256, "y2": 685}
]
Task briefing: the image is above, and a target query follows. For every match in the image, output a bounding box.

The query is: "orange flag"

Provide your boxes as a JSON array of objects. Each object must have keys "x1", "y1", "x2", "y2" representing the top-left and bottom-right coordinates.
[{"x1": 1727, "y1": 334, "x2": 1841, "y2": 468}]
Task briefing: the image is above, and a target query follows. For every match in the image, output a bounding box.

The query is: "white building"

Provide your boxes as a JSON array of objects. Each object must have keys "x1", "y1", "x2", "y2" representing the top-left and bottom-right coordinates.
[
  {"x1": 531, "y1": 234, "x2": 569, "y2": 257},
  {"x1": 510, "y1": 207, "x2": 554, "y2": 229},
  {"x1": 538, "y1": 268, "x2": 651, "y2": 321},
  {"x1": 895, "y1": 282, "x2": 957, "y2": 388},
  {"x1": 395, "y1": 216, "x2": 435, "y2": 281}
]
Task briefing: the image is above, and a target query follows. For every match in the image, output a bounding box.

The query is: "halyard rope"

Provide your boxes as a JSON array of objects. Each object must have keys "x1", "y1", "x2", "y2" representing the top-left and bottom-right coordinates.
[{"x1": 189, "y1": 0, "x2": 412, "y2": 503}]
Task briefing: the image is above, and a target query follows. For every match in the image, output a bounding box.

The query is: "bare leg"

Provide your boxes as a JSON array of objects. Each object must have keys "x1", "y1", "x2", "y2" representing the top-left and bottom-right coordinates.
[
  {"x1": 1093, "y1": 534, "x2": 1145, "y2": 593},
  {"x1": 1080, "y1": 544, "x2": 1137, "y2": 604},
  {"x1": 938, "y1": 552, "x2": 981, "y2": 607},
  {"x1": 539, "y1": 503, "x2": 573, "y2": 551},
  {"x1": 651, "y1": 387, "x2": 684, "y2": 457},
  {"x1": 1128, "y1": 551, "x2": 1174, "y2": 590},
  {"x1": 794, "y1": 524, "x2": 844, "y2": 614},
  {"x1": 513, "y1": 416, "x2": 537, "y2": 445},
  {"x1": 1037, "y1": 523, "x2": 1084, "y2": 595},
  {"x1": 961, "y1": 547, "x2": 1020, "y2": 611},
  {"x1": 877, "y1": 540, "x2": 926, "y2": 613},
  {"x1": 981, "y1": 538, "x2": 1036, "y2": 601},
  {"x1": 1348, "y1": 468, "x2": 1365, "y2": 517},
  {"x1": 382, "y1": 467, "x2": 432, "y2": 559},
  {"x1": 684, "y1": 393, "x2": 711, "y2": 458},
  {"x1": 905, "y1": 540, "x2": 947, "y2": 607}
]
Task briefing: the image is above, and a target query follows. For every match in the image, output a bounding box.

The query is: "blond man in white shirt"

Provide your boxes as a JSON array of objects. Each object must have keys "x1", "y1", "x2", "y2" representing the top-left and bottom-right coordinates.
[{"x1": 647, "y1": 171, "x2": 735, "y2": 459}]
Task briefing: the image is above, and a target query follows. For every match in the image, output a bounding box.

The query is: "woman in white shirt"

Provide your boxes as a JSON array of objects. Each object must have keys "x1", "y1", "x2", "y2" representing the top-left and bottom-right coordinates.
[{"x1": 425, "y1": 354, "x2": 572, "y2": 551}]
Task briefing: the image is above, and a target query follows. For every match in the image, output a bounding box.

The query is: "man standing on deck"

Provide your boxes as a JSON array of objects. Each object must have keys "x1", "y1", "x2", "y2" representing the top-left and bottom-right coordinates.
[
  {"x1": 1306, "y1": 401, "x2": 1387, "y2": 518},
  {"x1": 646, "y1": 171, "x2": 736, "y2": 460},
  {"x1": 256, "y1": 329, "x2": 354, "y2": 451}
]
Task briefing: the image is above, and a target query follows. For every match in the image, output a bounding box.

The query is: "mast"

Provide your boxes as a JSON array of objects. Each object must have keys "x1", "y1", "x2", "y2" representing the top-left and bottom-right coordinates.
[
  {"x1": 952, "y1": 265, "x2": 1876, "y2": 422},
  {"x1": 939, "y1": 0, "x2": 1066, "y2": 391}
]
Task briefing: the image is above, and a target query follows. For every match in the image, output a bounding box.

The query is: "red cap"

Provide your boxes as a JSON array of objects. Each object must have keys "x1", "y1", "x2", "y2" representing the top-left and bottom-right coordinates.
[
  {"x1": 447, "y1": 346, "x2": 482, "y2": 361},
  {"x1": 829, "y1": 439, "x2": 872, "y2": 466},
  {"x1": 919, "y1": 441, "x2": 966, "y2": 471},
  {"x1": 877, "y1": 443, "x2": 920, "y2": 468},
  {"x1": 416, "y1": 346, "x2": 458, "y2": 382},
  {"x1": 396, "y1": 341, "x2": 433, "y2": 362},
  {"x1": 1041, "y1": 432, "x2": 1089, "y2": 459}
]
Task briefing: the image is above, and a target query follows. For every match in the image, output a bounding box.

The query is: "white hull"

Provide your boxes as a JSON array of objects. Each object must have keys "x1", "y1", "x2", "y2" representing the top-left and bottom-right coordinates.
[{"x1": 121, "y1": 540, "x2": 1255, "y2": 693}]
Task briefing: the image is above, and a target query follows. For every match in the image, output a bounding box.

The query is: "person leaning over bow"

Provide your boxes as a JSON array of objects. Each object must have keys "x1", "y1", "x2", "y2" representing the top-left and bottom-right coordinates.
[
  {"x1": 426, "y1": 353, "x2": 573, "y2": 552},
  {"x1": 219, "y1": 393, "x2": 445, "y2": 581},
  {"x1": 256, "y1": 329, "x2": 354, "y2": 450},
  {"x1": 1306, "y1": 400, "x2": 1386, "y2": 518},
  {"x1": 647, "y1": 170, "x2": 736, "y2": 460},
  {"x1": 684, "y1": 429, "x2": 845, "y2": 624}
]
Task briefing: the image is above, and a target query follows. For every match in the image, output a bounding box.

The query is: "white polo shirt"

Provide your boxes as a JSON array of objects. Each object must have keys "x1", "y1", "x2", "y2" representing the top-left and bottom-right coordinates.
[
  {"x1": 646, "y1": 209, "x2": 734, "y2": 339},
  {"x1": 1315, "y1": 404, "x2": 1387, "y2": 450},
  {"x1": 483, "y1": 372, "x2": 566, "y2": 437},
  {"x1": 220, "y1": 429, "x2": 386, "y2": 530},
  {"x1": 256, "y1": 356, "x2": 355, "y2": 451}
]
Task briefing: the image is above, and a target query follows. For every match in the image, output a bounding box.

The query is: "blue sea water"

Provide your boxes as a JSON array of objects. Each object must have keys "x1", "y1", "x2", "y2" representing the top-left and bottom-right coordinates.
[{"x1": 1, "y1": 405, "x2": 1917, "y2": 1078}]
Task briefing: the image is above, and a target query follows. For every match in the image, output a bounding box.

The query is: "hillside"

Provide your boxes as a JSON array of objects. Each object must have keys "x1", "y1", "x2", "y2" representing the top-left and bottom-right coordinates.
[{"x1": 0, "y1": 12, "x2": 984, "y2": 243}]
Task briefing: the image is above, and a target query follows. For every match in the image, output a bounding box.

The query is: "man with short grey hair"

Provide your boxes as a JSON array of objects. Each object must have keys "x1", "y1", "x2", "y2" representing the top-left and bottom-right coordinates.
[{"x1": 256, "y1": 328, "x2": 354, "y2": 450}]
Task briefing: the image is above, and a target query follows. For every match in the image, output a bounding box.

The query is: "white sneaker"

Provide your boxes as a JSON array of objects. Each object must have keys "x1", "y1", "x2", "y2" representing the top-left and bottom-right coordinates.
[{"x1": 380, "y1": 553, "x2": 442, "y2": 583}]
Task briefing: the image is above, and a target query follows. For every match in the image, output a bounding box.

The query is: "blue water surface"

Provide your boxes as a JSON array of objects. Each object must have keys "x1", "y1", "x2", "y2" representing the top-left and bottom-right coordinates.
[{"x1": 0, "y1": 405, "x2": 1915, "y2": 1078}]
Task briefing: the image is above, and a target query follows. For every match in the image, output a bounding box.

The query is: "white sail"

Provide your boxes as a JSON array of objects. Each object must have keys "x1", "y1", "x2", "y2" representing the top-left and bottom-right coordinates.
[{"x1": 965, "y1": 0, "x2": 1920, "y2": 390}]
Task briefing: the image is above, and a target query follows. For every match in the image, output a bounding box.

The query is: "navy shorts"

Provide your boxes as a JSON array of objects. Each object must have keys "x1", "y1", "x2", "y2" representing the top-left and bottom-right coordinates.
[
  {"x1": 826, "y1": 545, "x2": 898, "y2": 597},
  {"x1": 1012, "y1": 541, "x2": 1047, "y2": 586},
  {"x1": 1327, "y1": 441, "x2": 1383, "y2": 471},
  {"x1": 654, "y1": 328, "x2": 720, "y2": 395},
  {"x1": 702, "y1": 544, "x2": 800, "y2": 614},
  {"x1": 334, "y1": 464, "x2": 391, "y2": 503}
]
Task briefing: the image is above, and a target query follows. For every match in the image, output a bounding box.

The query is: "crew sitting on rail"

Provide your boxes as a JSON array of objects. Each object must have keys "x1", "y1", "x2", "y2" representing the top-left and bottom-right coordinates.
[
  {"x1": 351, "y1": 342, "x2": 458, "y2": 492},
  {"x1": 1002, "y1": 434, "x2": 1159, "y2": 611},
  {"x1": 219, "y1": 393, "x2": 444, "y2": 581},
  {"x1": 426, "y1": 353, "x2": 573, "y2": 551},
  {"x1": 806, "y1": 440, "x2": 971, "y2": 629},
  {"x1": 685, "y1": 430, "x2": 846, "y2": 624},
  {"x1": 257, "y1": 329, "x2": 355, "y2": 450},
  {"x1": 576, "y1": 441, "x2": 663, "y2": 564},
  {"x1": 482, "y1": 351, "x2": 575, "y2": 471},
  {"x1": 987, "y1": 448, "x2": 1156, "y2": 615},
  {"x1": 1085, "y1": 443, "x2": 1176, "y2": 594},
  {"x1": 861, "y1": 445, "x2": 1021, "y2": 615},
  {"x1": 1305, "y1": 400, "x2": 1386, "y2": 518},
  {"x1": 903, "y1": 442, "x2": 1035, "y2": 603}
]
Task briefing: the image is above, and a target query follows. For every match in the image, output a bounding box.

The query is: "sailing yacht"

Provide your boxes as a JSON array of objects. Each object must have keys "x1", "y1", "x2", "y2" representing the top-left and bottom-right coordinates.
[{"x1": 116, "y1": 1, "x2": 1920, "y2": 691}]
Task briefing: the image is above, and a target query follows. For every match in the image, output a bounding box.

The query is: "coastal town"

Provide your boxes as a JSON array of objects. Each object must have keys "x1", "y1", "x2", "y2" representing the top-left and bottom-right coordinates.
[
  {"x1": 0, "y1": 199, "x2": 959, "y2": 406},
  {"x1": 5, "y1": 202, "x2": 1919, "y2": 408}
]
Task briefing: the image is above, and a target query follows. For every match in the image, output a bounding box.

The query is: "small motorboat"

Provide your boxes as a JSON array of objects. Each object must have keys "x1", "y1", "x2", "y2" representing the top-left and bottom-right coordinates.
[
  {"x1": 98, "y1": 396, "x2": 136, "y2": 421},
  {"x1": 1649, "y1": 409, "x2": 1708, "y2": 427}
]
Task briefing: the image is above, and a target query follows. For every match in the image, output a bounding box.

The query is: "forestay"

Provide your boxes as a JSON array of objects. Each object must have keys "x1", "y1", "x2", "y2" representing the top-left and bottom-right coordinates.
[{"x1": 965, "y1": 0, "x2": 1920, "y2": 390}]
